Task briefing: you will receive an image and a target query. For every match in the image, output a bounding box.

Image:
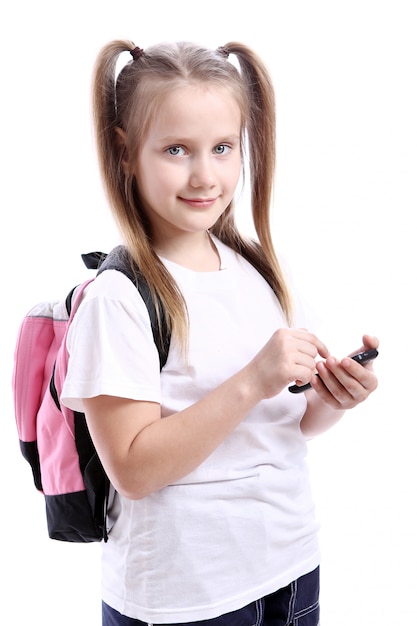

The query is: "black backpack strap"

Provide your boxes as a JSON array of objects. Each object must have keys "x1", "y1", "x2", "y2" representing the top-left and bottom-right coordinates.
[{"x1": 81, "y1": 246, "x2": 170, "y2": 370}]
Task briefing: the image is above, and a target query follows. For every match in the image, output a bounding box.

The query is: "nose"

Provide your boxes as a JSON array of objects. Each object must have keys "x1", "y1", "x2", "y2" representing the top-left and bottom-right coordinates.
[{"x1": 189, "y1": 154, "x2": 216, "y2": 189}]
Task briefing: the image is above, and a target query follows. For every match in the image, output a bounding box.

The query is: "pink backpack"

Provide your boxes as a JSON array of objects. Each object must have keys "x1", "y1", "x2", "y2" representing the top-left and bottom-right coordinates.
[{"x1": 12, "y1": 247, "x2": 169, "y2": 542}]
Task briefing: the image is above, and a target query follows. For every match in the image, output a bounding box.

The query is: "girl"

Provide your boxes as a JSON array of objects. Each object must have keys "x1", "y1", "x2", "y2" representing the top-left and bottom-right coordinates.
[{"x1": 61, "y1": 39, "x2": 378, "y2": 626}]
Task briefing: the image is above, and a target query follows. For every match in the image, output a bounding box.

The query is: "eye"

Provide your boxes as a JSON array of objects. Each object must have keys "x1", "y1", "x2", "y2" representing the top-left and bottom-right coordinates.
[
  {"x1": 167, "y1": 145, "x2": 186, "y2": 156},
  {"x1": 213, "y1": 144, "x2": 231, "y2": 155}
]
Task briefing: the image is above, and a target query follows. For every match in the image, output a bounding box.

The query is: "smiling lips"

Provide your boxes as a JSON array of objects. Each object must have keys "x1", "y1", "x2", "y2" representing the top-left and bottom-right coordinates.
[{"x1": 179, "y1": 197, "x2": 218, "y2": 208}]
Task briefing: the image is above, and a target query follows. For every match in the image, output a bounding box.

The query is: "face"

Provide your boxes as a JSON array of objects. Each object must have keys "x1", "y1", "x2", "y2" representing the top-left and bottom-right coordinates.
[{"x1": 132, "y1": 85, "x2": 242, "y2": 246}]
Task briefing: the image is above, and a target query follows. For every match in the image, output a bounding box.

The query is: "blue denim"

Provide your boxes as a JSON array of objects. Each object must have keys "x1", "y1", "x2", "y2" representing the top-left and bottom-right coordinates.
[{"x1": 102, "y1": 566, "x2": 320, "y2": 626}]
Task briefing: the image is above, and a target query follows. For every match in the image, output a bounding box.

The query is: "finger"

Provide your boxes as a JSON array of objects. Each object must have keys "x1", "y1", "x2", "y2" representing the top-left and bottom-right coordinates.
[
  {"x1": 293, "y1": 329, "x2": 330, "y2": 360},
  {"x1": 309, "y1": 367, "x2": 348, "y2": 408},
  {"x1": 340, "y1": 357, "x2": 379, "y2": 391},
  {"x1": 362, "y1": 334, "x2": 379, "y2": 350},
  {"x1": 320, "y1": 357, "x2": 378, "y2": 403},
  {"x1": 349, "y1": 334, "x2": 379, "y2": 357}
]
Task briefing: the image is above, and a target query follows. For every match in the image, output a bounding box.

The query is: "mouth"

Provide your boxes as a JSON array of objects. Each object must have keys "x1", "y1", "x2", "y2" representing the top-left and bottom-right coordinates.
[{"x1": 179, "y1": 197, "x2": 218, "y2": 208}]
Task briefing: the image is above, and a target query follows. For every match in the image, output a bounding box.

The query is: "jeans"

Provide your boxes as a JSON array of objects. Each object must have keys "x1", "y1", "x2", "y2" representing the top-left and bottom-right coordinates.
[{"x1": 102, "y1": 566, "x2": 320, "y2": 626}]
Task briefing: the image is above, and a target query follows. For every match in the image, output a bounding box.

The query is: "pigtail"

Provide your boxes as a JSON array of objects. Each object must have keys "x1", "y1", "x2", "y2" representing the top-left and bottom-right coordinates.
[
  {"x1": 213, "y1": 42, "x2": 293, "y2": 324},
  {"x1": 92, "y1": 40, "x2": 188, "y2": 349},
  {"x1": 225, "y1": 43, "x2": 276, "y2": 236},
  {"x1": 92, "y1": 40, "x2": 133, "y2": 214}
]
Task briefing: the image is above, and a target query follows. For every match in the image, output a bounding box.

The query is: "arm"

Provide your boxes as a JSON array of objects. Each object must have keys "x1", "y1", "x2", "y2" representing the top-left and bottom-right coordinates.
[
  {"x1": 84, "y1": 366, "x2": 261, "y2": 500},
  {"x1": 83, "y1": 328, "x2": 329, "y2": 499},
  {"x1": 300, "y1": 334, "x2": 379, "y2": 439}
]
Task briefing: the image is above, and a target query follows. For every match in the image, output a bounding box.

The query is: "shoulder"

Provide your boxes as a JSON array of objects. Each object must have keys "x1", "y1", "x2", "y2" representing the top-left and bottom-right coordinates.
[
  {"x1": 84, "y1": 269, "x2": 146, "y2": 308},
  {"x1": 71, "y1": 269, "x2": 152, "y2": 332}
]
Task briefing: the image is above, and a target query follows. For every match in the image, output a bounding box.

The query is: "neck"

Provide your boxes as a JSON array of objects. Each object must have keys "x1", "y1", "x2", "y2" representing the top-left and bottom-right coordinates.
[{"x1": 155, "y1": 231, "x2": 220, "y2": 271}]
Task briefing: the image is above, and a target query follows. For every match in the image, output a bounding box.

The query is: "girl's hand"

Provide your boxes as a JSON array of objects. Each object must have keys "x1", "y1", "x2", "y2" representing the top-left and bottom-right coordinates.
[
  {"x1": 250, "y1": 328, "x2": 330, "y2": 400},
  {"x1": 309, "y1": 334, "x2": 379, "y2": 409}
]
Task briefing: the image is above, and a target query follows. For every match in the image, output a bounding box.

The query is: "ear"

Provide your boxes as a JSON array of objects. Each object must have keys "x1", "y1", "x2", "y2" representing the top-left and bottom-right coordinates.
[{"x1": 115, "y1": 127, "x2": 130, "y2": 175}]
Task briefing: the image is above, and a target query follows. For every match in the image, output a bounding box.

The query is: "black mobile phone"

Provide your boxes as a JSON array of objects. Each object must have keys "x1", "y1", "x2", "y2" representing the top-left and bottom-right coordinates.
[{"x1": 288, "y1": 348, "x2": 379, "y2": 394}]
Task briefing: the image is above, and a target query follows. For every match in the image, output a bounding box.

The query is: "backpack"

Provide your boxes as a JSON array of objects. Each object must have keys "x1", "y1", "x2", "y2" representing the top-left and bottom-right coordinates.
[{"x1": 12, "y1": 245, "x2": 170, "y2": 543}]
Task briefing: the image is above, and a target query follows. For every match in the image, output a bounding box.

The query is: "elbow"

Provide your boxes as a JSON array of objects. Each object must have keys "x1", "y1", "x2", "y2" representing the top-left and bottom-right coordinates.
[
  {"x1": 115, "y1": 485, "x2": 146, "y2": 501},
  {"x1": 109, "y1": 463, "x2": 163, "y2": 500},
  {"x1": 111, "y1": 475, "x2": 157, "y2": 501}
]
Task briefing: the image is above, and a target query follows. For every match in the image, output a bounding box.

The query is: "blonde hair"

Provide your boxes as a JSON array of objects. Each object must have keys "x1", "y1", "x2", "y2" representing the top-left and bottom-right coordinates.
[{"x1": 92, "y1": 39, "x2": 293, "y2": 348}]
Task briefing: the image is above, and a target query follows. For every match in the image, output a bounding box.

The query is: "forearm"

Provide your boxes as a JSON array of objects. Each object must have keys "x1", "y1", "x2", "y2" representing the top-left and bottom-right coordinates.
[
  {"x1": 86, "y1": 361, "x2": 264, "y2": 500},
  {"x1": 300, "y1": 390, "x2": 345, "y2": 439},
  {"x1": 85, "y1": 328, "x2": 332, "y2": 499}
]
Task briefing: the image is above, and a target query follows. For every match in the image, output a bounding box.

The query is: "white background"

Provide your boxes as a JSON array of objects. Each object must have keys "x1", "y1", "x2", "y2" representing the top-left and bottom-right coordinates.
[{"x1": 1, "y1": 1, "x2": 416, "y2": 624}]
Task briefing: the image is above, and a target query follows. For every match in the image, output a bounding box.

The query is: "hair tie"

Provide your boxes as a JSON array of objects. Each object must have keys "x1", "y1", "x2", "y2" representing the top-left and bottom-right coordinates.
[
  {"x1": 130, "y1": 46, "x2": 144, "y2": 61},
  {"x1": 217, "y1": 46, "x2": 230, "y2": 59}
]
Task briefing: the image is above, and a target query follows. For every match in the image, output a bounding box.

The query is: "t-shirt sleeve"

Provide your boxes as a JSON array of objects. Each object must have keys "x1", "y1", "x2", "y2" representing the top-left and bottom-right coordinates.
[{"x1": 61, "y1": 270, "x2": 162, "y2": 412}]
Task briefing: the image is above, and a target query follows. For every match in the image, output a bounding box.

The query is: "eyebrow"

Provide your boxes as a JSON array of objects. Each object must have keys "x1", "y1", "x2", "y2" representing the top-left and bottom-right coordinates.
[{"x1": 157, "y1": 134, "x2": 241, "y2": 144}]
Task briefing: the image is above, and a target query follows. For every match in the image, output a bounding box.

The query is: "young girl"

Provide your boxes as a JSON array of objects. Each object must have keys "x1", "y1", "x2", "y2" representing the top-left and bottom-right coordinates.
[{"x1": 61, "y1": 39, "x2": 379, "y2": 626}]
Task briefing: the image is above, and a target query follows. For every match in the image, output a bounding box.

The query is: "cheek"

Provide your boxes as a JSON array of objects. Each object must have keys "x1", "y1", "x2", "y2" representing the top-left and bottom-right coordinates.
[
  {"x1": 234, "y1": 163, "x2": 243, "y2": 185},
  {"x1": 227, "y1": 159, "x2": 243, "y2": 191},
  {"x1": 137, "y1": 161, "x2": 165, "y2": 200},
  {"x1": 139, "y1": 170, "x2": 177, "y2": 212}
]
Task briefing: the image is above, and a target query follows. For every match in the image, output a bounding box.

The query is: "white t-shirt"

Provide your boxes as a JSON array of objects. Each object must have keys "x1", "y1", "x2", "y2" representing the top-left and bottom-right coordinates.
[{"x1": 61, "y1": 238, "x2": 320, "y2": 624}]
